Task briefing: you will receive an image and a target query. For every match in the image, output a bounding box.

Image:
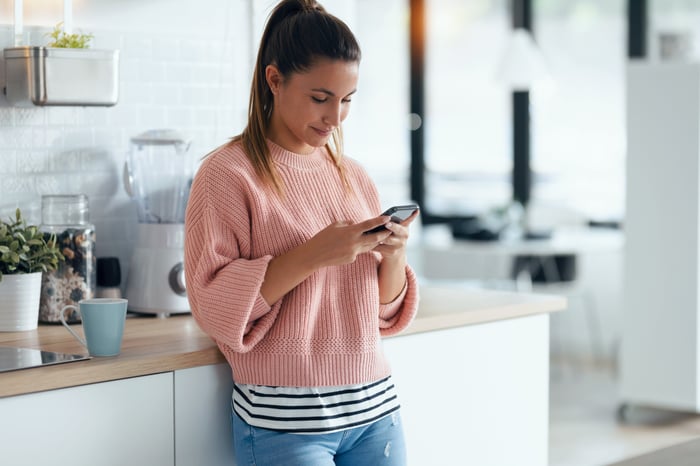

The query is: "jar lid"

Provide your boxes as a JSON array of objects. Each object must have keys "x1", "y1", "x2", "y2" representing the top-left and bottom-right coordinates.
[
  {"x1": 130, "y1": 129, "x2": 190, "y2": 146},
  {"x1": 41, "y1": 194, "x2": 90, "y2": 226}
]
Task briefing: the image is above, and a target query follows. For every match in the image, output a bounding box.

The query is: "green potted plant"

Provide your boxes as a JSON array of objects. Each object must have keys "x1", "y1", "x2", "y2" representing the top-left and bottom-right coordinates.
[{"x1": 0, "y1": 209, "x2": 64, "y2": 331}]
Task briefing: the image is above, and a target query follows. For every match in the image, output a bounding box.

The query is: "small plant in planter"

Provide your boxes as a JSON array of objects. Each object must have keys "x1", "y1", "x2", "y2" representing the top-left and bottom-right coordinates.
[
  {"x1": 46, "y1": 22, "x2": 94, "y2": 49},
  {"x1": 0, "y1": 208, "x2": 64, "y2": 282},
  {"x1": 0, "y1": 209, "x2": 64, "y2": 331}
]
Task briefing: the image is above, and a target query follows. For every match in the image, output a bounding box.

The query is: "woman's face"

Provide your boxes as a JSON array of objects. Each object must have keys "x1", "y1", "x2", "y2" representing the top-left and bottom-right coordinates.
[{"x1": 266, "y1": 58, "x2": 359, "y2": 155}]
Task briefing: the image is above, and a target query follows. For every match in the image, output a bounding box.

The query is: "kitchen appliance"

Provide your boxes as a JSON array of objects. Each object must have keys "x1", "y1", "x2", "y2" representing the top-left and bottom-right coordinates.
[
  {"x1": 124, "y1": 129, "x2": 194, "y2": 316},
  {"x1": 0, "y1": 346, "x2": 90, "y2": 373}
]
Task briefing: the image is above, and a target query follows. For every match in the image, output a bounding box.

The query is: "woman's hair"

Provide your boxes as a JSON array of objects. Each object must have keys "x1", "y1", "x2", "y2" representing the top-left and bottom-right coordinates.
[{"x1": 232, "y1": 0, "x2": 361, "y2": 194}]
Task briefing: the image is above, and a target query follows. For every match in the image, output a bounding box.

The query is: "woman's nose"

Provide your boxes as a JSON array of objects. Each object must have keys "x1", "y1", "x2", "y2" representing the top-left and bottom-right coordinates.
[{"x1": 323, "y1": 102, "x2": 343, "y2": 126}]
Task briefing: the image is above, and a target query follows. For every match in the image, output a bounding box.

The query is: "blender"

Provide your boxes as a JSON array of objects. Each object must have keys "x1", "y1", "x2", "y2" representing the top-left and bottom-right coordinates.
[{"x1": 124, "y1": 129, "x2": 194, "y2": 316}]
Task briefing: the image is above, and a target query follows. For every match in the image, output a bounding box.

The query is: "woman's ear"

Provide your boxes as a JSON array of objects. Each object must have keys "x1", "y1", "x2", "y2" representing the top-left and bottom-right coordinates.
[{"x1": 265, "y1": 65, "x2": 283, "y2": 95}]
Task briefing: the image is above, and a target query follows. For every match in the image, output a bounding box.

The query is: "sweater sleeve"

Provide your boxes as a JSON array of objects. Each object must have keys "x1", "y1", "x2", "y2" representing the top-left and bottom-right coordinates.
[
  {"x1": 378, "y1": 264, "x2": 420, "y2": 337},
  {"x1": 184, "y1": 161, "x2": 280, "y2": 353}
]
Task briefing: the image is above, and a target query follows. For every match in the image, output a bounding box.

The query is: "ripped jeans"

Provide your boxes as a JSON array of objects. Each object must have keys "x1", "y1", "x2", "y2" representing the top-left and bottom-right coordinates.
[{"x1": 231, "y1": 409, "x2": 407, "y2": 466}]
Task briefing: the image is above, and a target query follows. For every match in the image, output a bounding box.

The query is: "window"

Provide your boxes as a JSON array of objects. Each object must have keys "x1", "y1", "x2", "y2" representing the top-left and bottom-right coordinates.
[
  {"x1": 424, "y1": 0, "x2": 510, "y2": 216},
  {"x1": 534, "y1": 0, "x2": 626, "y2": 222},
  {"x1": 338, "y1": 0, "x2": 413, "y2": 206}
]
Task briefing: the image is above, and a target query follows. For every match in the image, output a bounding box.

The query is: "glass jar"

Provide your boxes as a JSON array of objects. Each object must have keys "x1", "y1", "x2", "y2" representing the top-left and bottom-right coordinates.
[{"x1": 39, "y1": 194, "x2": 96, "y2": 323}]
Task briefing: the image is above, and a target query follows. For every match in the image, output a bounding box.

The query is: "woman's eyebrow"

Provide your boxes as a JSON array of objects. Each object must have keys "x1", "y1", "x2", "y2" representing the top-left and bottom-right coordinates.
[{"x1": 311, "y1": 87, "x2": 357, "y2": 97}]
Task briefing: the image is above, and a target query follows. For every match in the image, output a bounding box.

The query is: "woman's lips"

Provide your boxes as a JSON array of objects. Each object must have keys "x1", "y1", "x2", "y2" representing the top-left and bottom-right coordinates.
[{"x1": 312, "y1": 127, "x2": 333, "y2": 137}]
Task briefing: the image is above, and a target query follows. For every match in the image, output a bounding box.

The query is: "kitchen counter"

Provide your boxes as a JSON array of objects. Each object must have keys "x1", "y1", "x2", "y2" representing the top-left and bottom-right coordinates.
[{"x1": 0, "y1": 287, "x2": 565, "y2": 398}]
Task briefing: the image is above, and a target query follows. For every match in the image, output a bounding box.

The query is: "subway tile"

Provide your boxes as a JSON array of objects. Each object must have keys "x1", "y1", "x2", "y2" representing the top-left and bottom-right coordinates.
[
  {"x1": 106, "y1": 104, "x2": 141, "y2": 126},
  {"x1": 12, "y1": 127, "x2": 33, "y2": 150},
  {"x1": 0, "y1": 150, "x2": 17, "y2": 174},
  {"x1": 140, "y1": 60, "x2": 168, "y2": 84},
  {"x1": 48, "y1": 149, "x2": 83, "y2": 172},
  {"x1": 121, "y1": 84, "x2": 154, "y2": 106},
  {"x1": 2, "y1": 174, "x2": 34, "y2": 193},
  {"x1": 17, "y1": 151, "x2": 48, "y2": 173},
  {"x1": 165, "y1": 107, "x2": 193, "y2": 128},
  {"x1": 83, "y1": 108, "x2": 110, "y2": 127},
  {"x1": 0, "y1": 109, "x2": 13, "y2": 127},
  {"x1": 0, "y1": 194, "x2": 42, "y2": 224},
  {"x1": 47, "y1": 107, "x2": 79, "y2": 126},
  {"x1": 152, "y1": 85, "x2": 181, "y2": 106},
  {"x1": 123, "y1": 36, "x2": 154, "y2": 60},
  {"x1": 180, "y1": 86, "x2": 211, "y2": 106},
  {"x1": 92, "y1": 31, "x2": 123, "y2": 51},
  {"x1": 0, "y1": 127, "x2": 17, "y2": 148},
  {"x1": 31, "y1": 128, "x2": 48, "y2": 149},
  {"x1": 191, "y1": 64, "x2": 222, "y2": 85},
  {"x1": 120, "y1": 60, "x2": 142, "y2": 82},
  {"x1": 138, "y1": 106, "x2": 168, "y2": 128},
  {"x1": 61, "y1": 130, "x2": 94, "y2": 150},
  {"x1": 192, "y1": 108, "x2": 218, "y2": 128},
  {"x1": 81, "y1": 147, "x2": 115, "y2": 172},
  {"x1": 218, "y1": 63, "x2": 236, "y2": 83},
  {"x1": 181, "y1": 39, "x2": 217, "y2": 63},
  {"x1": 153, "y1": 37, "x2": 181, "y2": 61},
  {"x1": 33, "y1": 173, "x2": 62, "y2": 194},
  {"x1": 92, "y1": 130, "x2": 123, "y2": 149},
  {"x1": 79, "y1": 171, "x2": 122, "y2": 198},
  {"x1": 14, "y1": 108, "x2": 46, "y2": 126},
  {"x1": 44, "y1": 128, "x2": 66, "y2": 151},
  {"x1": 167, "y1": 62, "x2": 193, "y2": 83}
]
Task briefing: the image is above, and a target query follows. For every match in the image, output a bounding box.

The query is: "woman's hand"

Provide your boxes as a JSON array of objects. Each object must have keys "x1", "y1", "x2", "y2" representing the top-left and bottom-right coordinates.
[
  {"x1": 373, "y1": 209, "x2": 419, "y2": 304},
  {"x1": 372, "y1": 209, "x2": 419, "y2": 261},
  {"x1": 306, "y1": 217, "x2": 394, "y2": 268}
]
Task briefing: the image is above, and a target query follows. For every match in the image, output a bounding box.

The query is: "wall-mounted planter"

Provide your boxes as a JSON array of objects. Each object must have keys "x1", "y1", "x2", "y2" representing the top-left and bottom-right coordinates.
[{"x1": 3, "y1": 46, "x2": 119, "y2": 107}]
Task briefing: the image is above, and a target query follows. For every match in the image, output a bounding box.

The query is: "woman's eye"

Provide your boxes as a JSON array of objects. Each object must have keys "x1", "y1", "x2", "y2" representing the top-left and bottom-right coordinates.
[
  {"x1": 311, "y1": 96, "x2": 327, "y2": 103},
  {"x1": 342, "y1": 98, "x2": 352, "y2": 103}
]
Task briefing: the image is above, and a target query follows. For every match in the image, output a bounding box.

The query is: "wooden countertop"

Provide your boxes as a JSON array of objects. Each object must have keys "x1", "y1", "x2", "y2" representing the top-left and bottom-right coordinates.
[{"x1": 0, "y1": 288, "x2": 565, "y2": 398}]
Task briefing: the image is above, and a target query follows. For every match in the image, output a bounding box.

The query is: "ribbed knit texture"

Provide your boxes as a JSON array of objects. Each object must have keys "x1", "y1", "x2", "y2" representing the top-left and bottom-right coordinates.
[{"x1": 184, "y1": 140, "x2": 419, "y2": 387}]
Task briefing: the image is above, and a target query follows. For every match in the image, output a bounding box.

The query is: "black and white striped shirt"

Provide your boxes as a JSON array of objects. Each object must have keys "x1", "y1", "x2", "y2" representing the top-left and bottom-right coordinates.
[{"x1": 232, "y1": 375, "x2": 400, "y2": 434}]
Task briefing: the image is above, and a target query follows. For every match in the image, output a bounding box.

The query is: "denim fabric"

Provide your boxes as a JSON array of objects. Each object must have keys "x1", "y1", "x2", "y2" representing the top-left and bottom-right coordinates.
[{"x1": 231, "y1": 409, "x2": 407, "y2": 466}]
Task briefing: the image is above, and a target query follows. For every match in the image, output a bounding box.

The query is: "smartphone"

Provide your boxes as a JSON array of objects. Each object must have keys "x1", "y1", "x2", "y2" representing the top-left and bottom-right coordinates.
[{"x1": 364, "y1": 204, "x2": 420, "y2": 234}]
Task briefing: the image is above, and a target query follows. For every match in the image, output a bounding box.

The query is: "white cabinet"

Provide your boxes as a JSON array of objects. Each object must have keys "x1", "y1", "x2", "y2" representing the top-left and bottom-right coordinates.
[
  {"x1": 0, "y1": 373, "x2": 175, "y2": 466},
  {"x1": 0, "y1": 363, "x2": 235, "y2": 466},
  {"x1": 174, "y1": 364, "x2": 235, "y2": 466},
  {"x1": 384, "y1": 313, "x2": 550, "y2": 466},
  {"x1": 621, "y1": 62, "x2": 700, "y2": 412}
]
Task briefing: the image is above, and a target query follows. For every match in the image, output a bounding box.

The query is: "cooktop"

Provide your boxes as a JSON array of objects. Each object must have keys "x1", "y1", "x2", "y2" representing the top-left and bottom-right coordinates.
[{"x1": 0, "y1": 346, "x2": 90, "y2": 373}]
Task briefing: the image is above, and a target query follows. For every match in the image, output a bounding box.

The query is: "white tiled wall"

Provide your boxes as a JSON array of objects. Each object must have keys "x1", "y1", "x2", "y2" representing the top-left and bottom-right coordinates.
[{"x1": 0, "y1": 0, "x2": 252, "y2": 289}]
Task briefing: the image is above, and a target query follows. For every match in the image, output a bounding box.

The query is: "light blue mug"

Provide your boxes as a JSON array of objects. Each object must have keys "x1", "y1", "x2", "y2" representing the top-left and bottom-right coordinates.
[{"x1": 60, "y1": 298, "x2": 128, "y2": 357}]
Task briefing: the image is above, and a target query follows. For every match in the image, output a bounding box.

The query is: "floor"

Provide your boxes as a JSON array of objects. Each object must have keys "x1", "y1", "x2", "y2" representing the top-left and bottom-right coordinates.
[{"x1": 549, "y1": 360, "x2": 700, "y2": 466}]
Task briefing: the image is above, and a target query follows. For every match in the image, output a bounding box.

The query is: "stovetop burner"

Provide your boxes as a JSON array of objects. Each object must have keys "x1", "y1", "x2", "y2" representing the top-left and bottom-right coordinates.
[{"x1": 0, "y1": 346, "x2": 90, "y2": 373}]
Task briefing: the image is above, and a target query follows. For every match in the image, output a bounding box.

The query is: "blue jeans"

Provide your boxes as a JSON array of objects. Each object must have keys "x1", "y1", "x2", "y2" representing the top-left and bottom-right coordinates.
[{"x1": 231, "y1": 409, "x2": 407, "y2": 466}]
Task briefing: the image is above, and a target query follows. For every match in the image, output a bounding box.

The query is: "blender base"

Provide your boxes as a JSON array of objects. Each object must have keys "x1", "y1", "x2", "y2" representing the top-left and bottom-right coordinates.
[{"x1": 125, "y1": 223, "x2": 190, "y2": 316}]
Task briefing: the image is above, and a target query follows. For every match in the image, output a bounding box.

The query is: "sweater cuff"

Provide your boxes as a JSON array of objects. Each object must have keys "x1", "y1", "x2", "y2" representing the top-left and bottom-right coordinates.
[
  {"x1": 378, "y1": 265, "x2": 419, "y2": 336},
  {"x1": 378, "y1": 281, "x2": 407, "y2": 320}
]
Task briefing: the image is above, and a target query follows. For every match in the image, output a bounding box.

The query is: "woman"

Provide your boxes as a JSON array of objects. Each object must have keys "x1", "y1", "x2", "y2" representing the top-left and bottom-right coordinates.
[{"x1": 184, "y1": 1, "x2": 419, "y2": 464}]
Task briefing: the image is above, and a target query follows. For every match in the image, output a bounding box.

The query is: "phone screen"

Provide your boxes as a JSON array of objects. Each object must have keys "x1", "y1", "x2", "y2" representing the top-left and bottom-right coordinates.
[{"x1": 364, "y1": 204, "x2": 419, "y2": 234}]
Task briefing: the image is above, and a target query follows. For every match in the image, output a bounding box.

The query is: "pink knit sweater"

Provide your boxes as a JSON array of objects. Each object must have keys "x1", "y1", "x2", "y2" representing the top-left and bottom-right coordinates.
[{"x1": 184, "y1": 140, "x2": 419, "y2": 387}]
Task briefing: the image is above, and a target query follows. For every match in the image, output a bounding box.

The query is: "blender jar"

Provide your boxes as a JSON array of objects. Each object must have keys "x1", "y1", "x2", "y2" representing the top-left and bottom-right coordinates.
[{"x1": 125, "y1": 129, "x2": 193, "y2": 224}]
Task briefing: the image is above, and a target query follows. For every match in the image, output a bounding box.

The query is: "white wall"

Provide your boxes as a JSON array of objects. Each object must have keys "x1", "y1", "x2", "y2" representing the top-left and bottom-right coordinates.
[{"x1": 0, "y1": 0, "x2": 250, "y2": 289}]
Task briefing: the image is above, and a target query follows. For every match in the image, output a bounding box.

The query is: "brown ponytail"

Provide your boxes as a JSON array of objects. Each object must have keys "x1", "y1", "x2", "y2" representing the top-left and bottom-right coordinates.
[{"x1": 231, "y1": 0, "x2": 361, "y2": 195}]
